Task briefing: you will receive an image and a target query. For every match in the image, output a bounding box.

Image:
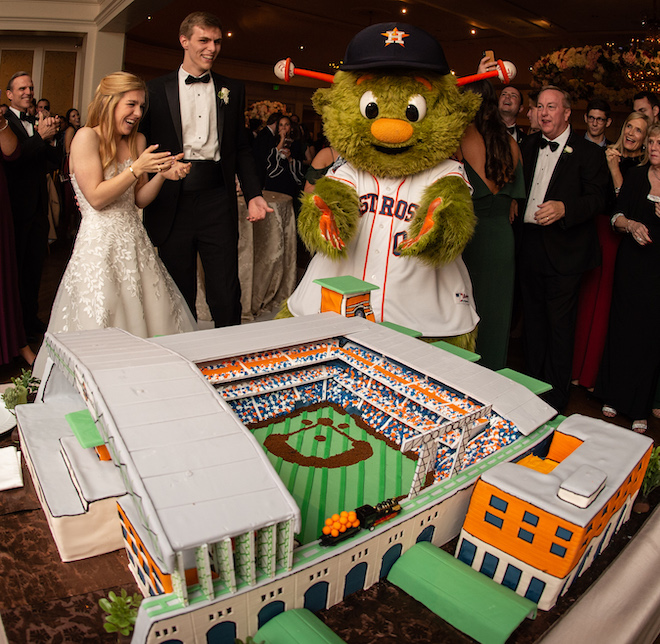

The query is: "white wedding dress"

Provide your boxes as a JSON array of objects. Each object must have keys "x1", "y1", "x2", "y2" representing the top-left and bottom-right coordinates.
[{"x1": 45, "y1": 159, "x2": 196, "y2": 339}]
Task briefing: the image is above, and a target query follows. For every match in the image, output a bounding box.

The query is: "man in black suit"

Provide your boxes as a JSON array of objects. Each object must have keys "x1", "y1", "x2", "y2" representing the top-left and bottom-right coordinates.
[
  {"x1": 140, "y1": 11, "x2": 271, "y2": 327},
  {"x1": 4, "y1": 72, "x2": 61, "y2": 339},
  {"x1": 518, "y1": 85, "x2": 608, "y2": 412},
  {"x1": 499, "y1": 86, "x2": 526, "y2": 144}
]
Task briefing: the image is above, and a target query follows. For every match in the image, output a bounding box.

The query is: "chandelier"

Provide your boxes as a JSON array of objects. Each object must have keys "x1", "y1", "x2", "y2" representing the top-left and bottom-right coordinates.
[{"x1": 626, "y1": 1, "x2": 660, "y2": 92}]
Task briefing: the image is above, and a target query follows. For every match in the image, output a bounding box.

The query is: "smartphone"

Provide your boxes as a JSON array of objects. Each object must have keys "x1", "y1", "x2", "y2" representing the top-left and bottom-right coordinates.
[{"x1": 483, "y1": 50, "x2": 495, "y2": 64}]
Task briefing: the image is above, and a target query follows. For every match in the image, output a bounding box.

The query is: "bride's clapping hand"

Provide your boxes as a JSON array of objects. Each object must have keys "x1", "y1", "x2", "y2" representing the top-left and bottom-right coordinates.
[
  {"x1": 160, "y1": 153, "x2": 191, "y2": 181},
  {"x1": 133, "y1": 144, "x2": 174, "y2": 176}
]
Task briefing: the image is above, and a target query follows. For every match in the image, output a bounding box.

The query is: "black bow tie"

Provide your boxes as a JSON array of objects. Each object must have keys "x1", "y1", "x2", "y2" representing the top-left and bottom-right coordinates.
[
  {"x1": 185, "y1": 74, "x2": 210, "y2": 85},
  {"x1": 20, "y1": 112, "x2": 35, "y2": 124},
  {"x1": 507, "y1": 125, "x2": 516, "y2": 135},
  {"x1": 539, "y1": 138, "x2": 559, "y2": 152}
]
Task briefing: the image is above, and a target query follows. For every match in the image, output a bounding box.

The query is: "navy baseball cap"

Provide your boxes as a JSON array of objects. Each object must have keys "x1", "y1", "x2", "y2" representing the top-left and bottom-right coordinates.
[{"x1": 340, "y1": 23, "x2": 449, "y2": 74}]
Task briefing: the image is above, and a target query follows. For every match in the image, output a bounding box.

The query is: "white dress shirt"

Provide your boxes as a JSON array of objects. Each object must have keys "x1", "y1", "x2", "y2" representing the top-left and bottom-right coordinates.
[
  {"x1": 177, "y1": 67, "x2": 220, "y2": 161},
  {"x1": 523, "y1": 126, "x2": 571, "y2": 224},
  {"x1": 9, "y1": 106, "x2": 33, "y2": 137}
]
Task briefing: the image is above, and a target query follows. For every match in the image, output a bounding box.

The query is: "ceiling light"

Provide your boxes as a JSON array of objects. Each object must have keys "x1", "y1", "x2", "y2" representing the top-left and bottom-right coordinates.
[
  {"x1": 401, "y1": 7, "x2": 407, "y2": 14},
  {"x1": 470, "y1": 28, "x2": 477, "y2": 35}
]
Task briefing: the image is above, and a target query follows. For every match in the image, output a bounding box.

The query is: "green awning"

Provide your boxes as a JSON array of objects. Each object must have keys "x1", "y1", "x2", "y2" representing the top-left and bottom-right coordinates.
[
  {"x1": 65, "y1": 409, "x2": 104, "y2": 449},
  {"x1": 388, "y1": 542, "x2": 537, "y2": 644}
]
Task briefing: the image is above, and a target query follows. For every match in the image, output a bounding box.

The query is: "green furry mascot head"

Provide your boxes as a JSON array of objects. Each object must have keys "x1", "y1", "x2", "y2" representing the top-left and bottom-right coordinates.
[
  {"x1": 313, "y1": 24, "x2": 480, "y2": 178},
  {"x1": 314, "y1": 71, "x2": 479, "y2": 178}
]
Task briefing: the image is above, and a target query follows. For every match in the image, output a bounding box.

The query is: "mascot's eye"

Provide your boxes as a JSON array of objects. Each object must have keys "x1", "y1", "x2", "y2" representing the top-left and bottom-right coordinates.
[
  {"x1": 406, "y1": 95, "x2": 427, "y2": 122},
  {"x1": 359, "y1": 91, "x2": 379, "y2": 119}
]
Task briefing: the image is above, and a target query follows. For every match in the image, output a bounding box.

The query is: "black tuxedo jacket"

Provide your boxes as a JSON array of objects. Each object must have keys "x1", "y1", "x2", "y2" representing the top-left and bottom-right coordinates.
[
  {"x1": 4, "y1": 110, "x2": 62, "y2": 223},
  {"x1": 254, "y1": 125, "x2": 277, "y2": 187},
  {"x1": 140, "y1": 70, "x2": 263, "y2": 247},
  {"x1": 519, "y1": 129, "x2": 608, "y2": 275}
]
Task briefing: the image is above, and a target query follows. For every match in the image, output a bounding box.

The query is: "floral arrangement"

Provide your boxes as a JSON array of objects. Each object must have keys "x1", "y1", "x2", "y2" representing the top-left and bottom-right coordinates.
[
  {"x1": 245, "y1": 100, "x2": 289, "y2": 128},
  {"x1": 531, "y1": 43, "x2": 660, "y2": 104},
  {"x1": 2, "y1": 369, "x2": 39, "y2": 415}
]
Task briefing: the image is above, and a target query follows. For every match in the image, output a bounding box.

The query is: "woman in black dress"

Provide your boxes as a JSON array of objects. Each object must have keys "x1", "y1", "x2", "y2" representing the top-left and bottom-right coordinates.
[
  {"x1": 595, "y1": 122, "x2": 660, "y2": 433},
  {"x1": 264, "y1": 115, "x2": 305, "y2": 205}
]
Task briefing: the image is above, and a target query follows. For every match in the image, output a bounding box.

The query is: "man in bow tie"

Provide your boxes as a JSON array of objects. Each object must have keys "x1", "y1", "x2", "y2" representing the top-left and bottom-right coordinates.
[
  {"x1": 140, "y1": 11, "x2": 271, "y2": 328},
  {"x1": 517, "y1": 85, "x2": 608, "y2": 412},
  {"x1": 499, "y1": 86, "x2": 526, "y2": 144},
  {"x1": 4, "y1": 72, "x2": 62, "y2": 340}
]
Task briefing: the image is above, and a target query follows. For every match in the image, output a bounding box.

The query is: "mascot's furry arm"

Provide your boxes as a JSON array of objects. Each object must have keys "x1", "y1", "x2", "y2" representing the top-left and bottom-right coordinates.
[
  {"x1": 297, "y1": 176, "x2": 360, "y2": 259},
  {"x1": 397, "y1": 175, "x2": 476, "y2": 265}
]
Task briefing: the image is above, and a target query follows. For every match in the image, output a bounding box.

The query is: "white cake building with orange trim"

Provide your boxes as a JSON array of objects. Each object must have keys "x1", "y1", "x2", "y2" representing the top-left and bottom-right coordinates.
[{"x1": 455, "y1": 415, "x2": 653, "y2": 610}]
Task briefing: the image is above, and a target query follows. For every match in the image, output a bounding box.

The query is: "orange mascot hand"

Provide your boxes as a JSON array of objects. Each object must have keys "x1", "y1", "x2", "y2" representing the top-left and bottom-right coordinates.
[
  {"x1": 398, "y1": 197, "x2": 443, "y2": 250},
  {"x1": 315, "y1": 194, "x2": 346, "y2": 250}
]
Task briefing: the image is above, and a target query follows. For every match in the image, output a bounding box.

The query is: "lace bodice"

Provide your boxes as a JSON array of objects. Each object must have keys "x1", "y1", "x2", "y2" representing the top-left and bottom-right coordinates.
[
  {"x1": 47, "y1": 158, "x2": 196, "y2": 336},
  {"x1": 71, "y1": 159, "x2": 138, "y2": 219}
]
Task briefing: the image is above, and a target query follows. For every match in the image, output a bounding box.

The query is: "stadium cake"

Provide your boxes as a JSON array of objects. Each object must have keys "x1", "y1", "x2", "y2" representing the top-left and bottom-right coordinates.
[{"x1": 19, "y1": 313, "x2": 565, "y2": 642}]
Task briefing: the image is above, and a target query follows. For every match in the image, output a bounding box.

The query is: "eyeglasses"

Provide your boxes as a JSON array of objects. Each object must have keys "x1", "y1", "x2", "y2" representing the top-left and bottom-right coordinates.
[{"x1": 587, "y1": 115, "x2": 607, "y2": 123}]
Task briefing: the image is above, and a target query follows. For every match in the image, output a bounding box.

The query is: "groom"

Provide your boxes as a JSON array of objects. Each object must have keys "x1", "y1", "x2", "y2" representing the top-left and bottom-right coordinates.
[{"x1": 140, "y1": 11, "x2": 271, "y2": 327}]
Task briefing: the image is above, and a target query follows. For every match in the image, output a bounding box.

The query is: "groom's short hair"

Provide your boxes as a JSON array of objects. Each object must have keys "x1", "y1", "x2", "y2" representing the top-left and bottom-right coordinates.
[{"x1": 179, "y1": 12, "x2": 222, "y2": 39}]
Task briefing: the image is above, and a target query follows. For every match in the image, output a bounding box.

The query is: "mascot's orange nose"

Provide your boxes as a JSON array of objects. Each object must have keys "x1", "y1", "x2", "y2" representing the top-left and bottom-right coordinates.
[{"x1": 371, "y1": 118, "x2": 414, "y2": 144}]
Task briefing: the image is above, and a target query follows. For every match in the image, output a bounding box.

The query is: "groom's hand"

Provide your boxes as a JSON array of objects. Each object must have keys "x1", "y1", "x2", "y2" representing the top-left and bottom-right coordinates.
[{"x1": 247, "y1": 195, "x2": 273, "y2": 222}]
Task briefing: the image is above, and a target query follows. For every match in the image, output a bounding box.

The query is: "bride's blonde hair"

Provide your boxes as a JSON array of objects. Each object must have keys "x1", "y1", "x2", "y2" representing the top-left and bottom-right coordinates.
[{"x1": 86, "y1": 72, "x2": 147, "y2": 171}]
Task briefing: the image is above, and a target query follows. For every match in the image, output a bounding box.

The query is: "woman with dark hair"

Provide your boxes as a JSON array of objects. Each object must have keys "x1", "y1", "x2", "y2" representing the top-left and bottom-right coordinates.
[
  {"x1": 59, "y1": 107, "x2": 83, "y2": 237},
  {"x1": 264, "y1": 114, "x2": 305, "y2": 205},
  {"x1": 63, "y1": 108, "x2": 81, "y2": 154},
  {"x1": 459, "y1": 80, "x2": 524, "y2": 370}
]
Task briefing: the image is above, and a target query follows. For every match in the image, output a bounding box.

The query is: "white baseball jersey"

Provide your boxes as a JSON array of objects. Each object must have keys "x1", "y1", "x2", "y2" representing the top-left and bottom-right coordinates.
[{"x1": 288, "y1": 158, "x2": 479, "y2": 337}]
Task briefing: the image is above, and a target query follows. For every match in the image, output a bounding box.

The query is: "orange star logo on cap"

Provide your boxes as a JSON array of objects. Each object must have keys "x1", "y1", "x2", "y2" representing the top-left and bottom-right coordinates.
[{"x1": 381, "y1": 27, "x2": 409, "y2": 46}]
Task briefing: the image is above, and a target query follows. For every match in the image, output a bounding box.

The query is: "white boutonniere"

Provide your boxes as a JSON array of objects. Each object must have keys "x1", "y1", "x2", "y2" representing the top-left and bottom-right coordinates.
[
  {"x1": 563, "y1": 145, "x2": 573, "y2": 155},
  {"x1": 218, "y1": 87, "x2": 230, "y2": 105}
]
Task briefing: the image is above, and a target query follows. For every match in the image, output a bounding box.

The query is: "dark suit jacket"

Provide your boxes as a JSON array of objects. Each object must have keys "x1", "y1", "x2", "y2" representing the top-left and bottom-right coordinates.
[
  {"x1": 4, "y1": 110, "x2": 62, "y2": 225},
  {"x1": 254, "y1": 124, "x2": 277, "y2": 187},
  {"x1": 140, "y1": 71, "x2": 263, "y2": 247},
  {"x1": 519, "y1": 129, "x2": 608, "y2": 275},
  {"x1": 510, "y1": 125, "x2": 526, "y2": 145}
]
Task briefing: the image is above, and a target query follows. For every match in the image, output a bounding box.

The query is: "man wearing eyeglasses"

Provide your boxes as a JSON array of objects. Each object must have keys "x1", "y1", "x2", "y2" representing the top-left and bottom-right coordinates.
[{"x1": 583, "y1": 99, "x2": 612, "y2": 148}]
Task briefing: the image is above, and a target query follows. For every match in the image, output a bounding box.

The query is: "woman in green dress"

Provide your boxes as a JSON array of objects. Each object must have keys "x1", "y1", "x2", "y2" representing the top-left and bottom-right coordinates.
[{"x1": 459, "y1": 80, "x2": 525, "y2": 370}]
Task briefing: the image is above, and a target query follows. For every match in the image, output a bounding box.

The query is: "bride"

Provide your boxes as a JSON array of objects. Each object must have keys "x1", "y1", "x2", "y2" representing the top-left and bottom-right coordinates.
[{"x1": 42, "y1": 72, "x2": 196, "y2": 351}]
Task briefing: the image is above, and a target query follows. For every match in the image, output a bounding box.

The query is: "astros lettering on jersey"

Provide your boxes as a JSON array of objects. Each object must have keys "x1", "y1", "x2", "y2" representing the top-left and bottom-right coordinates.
[{"x1": 288, "y1": 157, "x2": 479, "y2": 337}]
